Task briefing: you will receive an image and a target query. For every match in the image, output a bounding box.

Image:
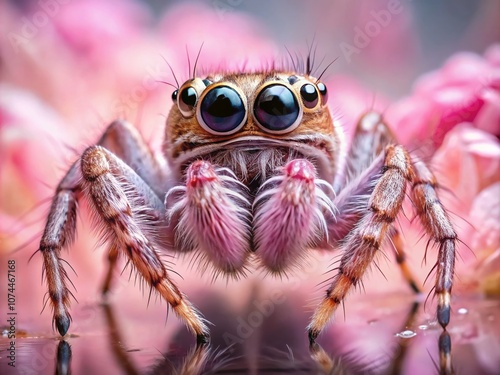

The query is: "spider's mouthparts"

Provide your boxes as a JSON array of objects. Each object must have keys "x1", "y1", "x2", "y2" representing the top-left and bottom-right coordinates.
[
  {"x1": 168, "y1": 160, "x2": 252, "y2": 274},
  {"x1": 253, "y1": 159, "x2": 333, "y2": 272}
]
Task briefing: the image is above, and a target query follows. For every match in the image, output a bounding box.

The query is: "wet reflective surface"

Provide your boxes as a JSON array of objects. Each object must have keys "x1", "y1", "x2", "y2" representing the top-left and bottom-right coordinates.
[{"x1": 1, "y1": 285, "x2": 499, "y2": 375}]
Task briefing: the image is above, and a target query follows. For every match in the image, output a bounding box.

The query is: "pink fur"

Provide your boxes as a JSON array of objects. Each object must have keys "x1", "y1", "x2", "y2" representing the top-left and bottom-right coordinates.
[
  {"x1": 168, "y1": 160, "x2": 251, "y2": 274},
  {"x1": 253, "y1": 159, "x2": 330, "y2": 272}
]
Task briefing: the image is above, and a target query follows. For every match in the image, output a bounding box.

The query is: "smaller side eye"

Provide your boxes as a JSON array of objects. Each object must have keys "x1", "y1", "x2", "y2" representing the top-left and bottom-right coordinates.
[
  {"x1": 171, "y1": 89, "x2": 178, "y2": 102},
  {"x1": 287, "y1": 75, "x2": 299, "y2": 85},
  {"x1": 300, "y1": 84, "x2": 319, "y2": 109},
  {"x1": 202, "y1": 78, "x2": 212, "y2": 86},
  {"x1": 178, "y1": 86, "x2": 198, "y2": 117},
  {"x1": 317, "y1": 82, "x2": 328, "y2": 104}
]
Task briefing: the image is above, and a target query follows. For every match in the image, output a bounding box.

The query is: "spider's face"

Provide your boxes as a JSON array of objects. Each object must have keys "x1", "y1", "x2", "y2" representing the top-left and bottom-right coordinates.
[{"x1": 164, "y1": 72, "x2": 343, "y2": 186}]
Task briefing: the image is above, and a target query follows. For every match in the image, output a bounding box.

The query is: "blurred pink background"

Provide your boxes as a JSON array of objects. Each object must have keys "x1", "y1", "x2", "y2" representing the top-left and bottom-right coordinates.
[{"x1": 0, "y1": 0, "x2": 499, "y2": 374}]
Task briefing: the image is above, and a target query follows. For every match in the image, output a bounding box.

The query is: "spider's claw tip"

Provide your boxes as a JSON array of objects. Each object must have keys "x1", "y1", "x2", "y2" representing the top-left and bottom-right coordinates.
[
  {"x1": 196, "y1": 333, "x2": 210, "y2": 345},
  {"x1": 437, "y1": 291, "x2": 451, "y2": 328},
  {"x1": 439, "y1": 330, "x2": 451, "y2": 352},
  {"x1": 308, "y1": 328, "x2": 319, "y2": 346},
  {"x1": 56, "y1": 315, "x2": 71, "y2": 337},
  {"x1": 409, "y1": 281, "x2": 421, "y2": 294},
  {"x1": 437, "y1": 305, "x2": 450, "y2": 328}
]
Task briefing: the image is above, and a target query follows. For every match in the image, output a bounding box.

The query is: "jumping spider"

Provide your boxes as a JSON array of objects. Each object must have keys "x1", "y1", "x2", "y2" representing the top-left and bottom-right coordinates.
[{"x1": 38, "y1": 69, "x2": 457, "y2": 345}]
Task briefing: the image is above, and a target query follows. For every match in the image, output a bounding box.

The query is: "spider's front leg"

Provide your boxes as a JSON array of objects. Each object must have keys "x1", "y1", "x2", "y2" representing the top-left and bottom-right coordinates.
[
  {"x1": 80, "y1": 147, "x2": 209, "y2": 341},
  {"x1": 308, "y1": 145, "x2": 413, "y2": 343},
  {"x1": 38, "y1": 121, "x2": 209, "y2": 342},
  {"x1": 307, "y1": 142, "x2": 457, "y2": 343}
]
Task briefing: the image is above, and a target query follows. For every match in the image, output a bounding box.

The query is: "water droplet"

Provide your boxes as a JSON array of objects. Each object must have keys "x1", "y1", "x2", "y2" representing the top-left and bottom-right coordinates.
[
  {"x1": 418, "y1": 325, "x2": 428, "y2": 330},
  {"x1": 460, "y1": 325, "x2": 478, "y2": 340},
  {"x1": 396, "y1": 330, "x2": 417, "y2": 338},
  {"x1": 458, "y1": 308, "x2": 468, "y2": 315}
]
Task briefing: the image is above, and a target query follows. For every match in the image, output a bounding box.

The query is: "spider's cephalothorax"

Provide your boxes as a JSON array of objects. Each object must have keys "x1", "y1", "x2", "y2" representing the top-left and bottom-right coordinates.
[
  {"x1": 165, "y1": 72, "x2": 341, "y2": 186},
  {"x1": 164, "y1": 72, "x2": 341, "y2": 276},
  {"x1": 38, "y1": 70, "x2": 457, "y2": 346}
]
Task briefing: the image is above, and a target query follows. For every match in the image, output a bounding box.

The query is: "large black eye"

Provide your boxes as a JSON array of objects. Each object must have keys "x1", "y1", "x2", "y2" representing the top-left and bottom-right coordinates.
[
  {"x1": 300, "y1": 84, "x2": 319, "y2": 108},
  {"x1": 317, "y1": 82, "x2": 328, "y2": 104},
  {"x1": 254, "y1": 84, "x2": 300, "y2": 133},
  {"x1": 178, "y1": 86, "x2": 197, "y2": 116},
  {"x1": 199, "y1": 86, "x2": 246, "y2": 134}
]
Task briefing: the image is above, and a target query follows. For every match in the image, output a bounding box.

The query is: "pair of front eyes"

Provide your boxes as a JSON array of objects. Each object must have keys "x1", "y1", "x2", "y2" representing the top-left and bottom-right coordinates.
[{"x1": 172, "y1": 76, "x2": 328, "y2": 135}]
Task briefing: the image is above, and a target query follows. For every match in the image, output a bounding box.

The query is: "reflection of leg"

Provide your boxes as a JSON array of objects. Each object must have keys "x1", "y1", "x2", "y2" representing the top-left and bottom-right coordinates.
[
  {"x1": 390, "y1": 227, "x2": 421, "y2": 294},
  {"x1": 101, "y1": 245, "x2": 119, "y2": 297},
  {"x1": 310, "y1": 301, "x2": 422, "y2": 375},
  {"x1": 309, "y1": 341, "x2": 346, "y2": 374},
  {"x1": 102, "y1": 302, "x2": 211, "y2": 375},
  {"x1": 102, "y1": 303, "x2": 139, "y2": 375},
  {"x1": 55, "y1": 340, "x2": 72, "y2": 375},
  {"x1": 439, "y1": 331, "x2": 454, "y2": 375},
  {"x1": 176, "y1": 344, "x2": 211, "y2": 375},
  {"x1": 387, "y1": 301, "x2": 420, "y2": 375}
]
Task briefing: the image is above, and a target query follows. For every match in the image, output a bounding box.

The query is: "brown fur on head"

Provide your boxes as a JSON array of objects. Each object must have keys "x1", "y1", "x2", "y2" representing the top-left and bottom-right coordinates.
[{"x1": 164, "y1": 71, "x2": 344, "y2": 184}]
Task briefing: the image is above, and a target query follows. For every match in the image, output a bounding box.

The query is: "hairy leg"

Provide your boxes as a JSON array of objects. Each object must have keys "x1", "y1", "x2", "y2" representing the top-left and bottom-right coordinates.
[
  {"x1": 39, "y1": 161, "x2": 80, "y2": 335},
  {"x1": 308, "y1": 145, "x2": 413, "y2": 343},
  {"x1": 334, "y1": 112, "x2": 420, "y2": 292},
  {"x1": 389, "y1": 227, "x2": 421, "y2": 294},
  {"x1": 38, "y1": 121, "x2": 208, "y2": 340},
  {"x1": 411, "y1": 156, "x2": 457, "y2": 327},
  {"x1": 98, "y1": 120, "x2": 166, "y2": 195},
  {"x1": 342, "y1": 111, "x2": 395, "y2": 187},
  {"x1": 39, "y1": 121, "x2": 164, "y2": 335},
  {"x1": 96, "y1": 120, "x2": 168, "y2": 293},
  {"x1": 81, "y1": 146, "x2": 208, "y2": 341}
]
